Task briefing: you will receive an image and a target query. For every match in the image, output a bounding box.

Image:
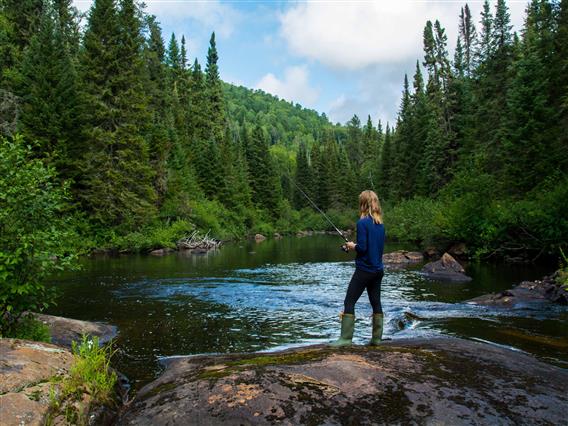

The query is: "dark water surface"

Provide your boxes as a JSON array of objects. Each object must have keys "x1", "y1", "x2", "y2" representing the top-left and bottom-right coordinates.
[{"x1": 46, "y1": 236, "x2": 568, "y2": 389}]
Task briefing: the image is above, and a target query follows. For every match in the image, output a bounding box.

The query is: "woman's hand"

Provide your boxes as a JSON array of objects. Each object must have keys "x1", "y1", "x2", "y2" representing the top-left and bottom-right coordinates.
[{"x1": 345, "y1": 241, "x2": 356, "y2": 251}]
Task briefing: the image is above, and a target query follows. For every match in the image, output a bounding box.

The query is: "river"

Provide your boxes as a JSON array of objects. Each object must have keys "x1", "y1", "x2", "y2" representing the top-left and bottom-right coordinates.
[{"x1": 45, "y1": 235, "x2": 568, "y2": 389}]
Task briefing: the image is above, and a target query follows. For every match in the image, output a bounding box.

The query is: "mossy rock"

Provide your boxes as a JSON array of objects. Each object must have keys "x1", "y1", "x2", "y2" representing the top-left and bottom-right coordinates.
[{"x1": 118, "y1": 338, "x2": 568, "y2": 425}]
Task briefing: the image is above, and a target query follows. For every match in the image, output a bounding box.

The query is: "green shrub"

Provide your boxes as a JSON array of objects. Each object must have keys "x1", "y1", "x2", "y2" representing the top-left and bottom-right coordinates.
[
  {"x1": 0, "y1": 136, "x2": 77, "y2": 336},
  {"x1": 111, "y1": 219, "x2": 195, "y2": 252},
  {"x1": 1, "y1": 314, "x2": 51, "y2": 342},
  {"x1": 49, "y1": 335, "x2": 117, "y2": 424}
]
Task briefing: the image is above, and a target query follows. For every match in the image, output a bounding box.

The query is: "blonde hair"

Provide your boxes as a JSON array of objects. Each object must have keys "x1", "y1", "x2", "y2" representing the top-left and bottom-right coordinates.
[{"x1": 359, "y1": 190, "x2": 383, "y2": 224}]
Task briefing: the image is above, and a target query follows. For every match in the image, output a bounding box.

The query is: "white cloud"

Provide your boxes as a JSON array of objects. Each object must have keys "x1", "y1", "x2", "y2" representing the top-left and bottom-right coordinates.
[
  {"x1": 256, "y1": 65, "x2": 319, "y2": 106},
  {"x1": 280, "y1": 1, "x2": 527, "y2": 71},
  {"x1": 73, "y1": 0, "x2": 240, "y2": 38}
]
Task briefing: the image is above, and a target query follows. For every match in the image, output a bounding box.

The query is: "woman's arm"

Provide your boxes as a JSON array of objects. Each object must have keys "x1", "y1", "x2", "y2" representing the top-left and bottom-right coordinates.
[{"x1": 354, "y1": 219, "x2": 367, "y2": 254}]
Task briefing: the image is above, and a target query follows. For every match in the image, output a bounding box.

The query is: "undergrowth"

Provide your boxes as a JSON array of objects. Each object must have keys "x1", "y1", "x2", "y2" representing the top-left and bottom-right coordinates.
[
  {"x1": 1, "y1": 314, "x2": 51, "y2": 342},
  {"x1": 48, "y1": 335, "x2": 118, "y2": 425}
]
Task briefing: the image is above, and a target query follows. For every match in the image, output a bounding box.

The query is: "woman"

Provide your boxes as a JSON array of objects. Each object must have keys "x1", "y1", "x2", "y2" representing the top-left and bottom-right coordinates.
[{"x1": 330, "y1": 190, "x2": 385, "y2": 346}]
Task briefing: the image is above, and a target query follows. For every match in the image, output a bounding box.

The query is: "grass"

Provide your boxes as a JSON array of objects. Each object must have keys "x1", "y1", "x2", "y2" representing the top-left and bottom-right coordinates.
[{"x1": 47, "y1": 335, "x2": 118, "y2": 425}]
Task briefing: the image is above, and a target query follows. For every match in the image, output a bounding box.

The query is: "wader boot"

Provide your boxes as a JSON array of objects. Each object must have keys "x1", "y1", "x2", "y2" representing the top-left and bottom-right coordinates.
[
  {"x1": 369, "y1": 313, "x2": 384, "y2": 346},
  {"x1": 329, "y1": 313, "x2": 355, "y2": 347}
]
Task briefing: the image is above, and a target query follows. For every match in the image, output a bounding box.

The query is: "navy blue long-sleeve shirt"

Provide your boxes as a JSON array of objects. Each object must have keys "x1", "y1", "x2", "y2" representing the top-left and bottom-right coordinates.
[{"x1": 354, "y1": 216, "x2": 385, "y2": 273}]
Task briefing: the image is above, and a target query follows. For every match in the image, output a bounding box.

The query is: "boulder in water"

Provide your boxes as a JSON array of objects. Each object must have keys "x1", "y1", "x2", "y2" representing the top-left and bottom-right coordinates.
[
  {"x1": 254, "y1": 234, "x2": 266, "y2": 242},
  {"x1": 421, "y1": 252, "x2": 472, "y2": 282},
  {"x1": 468, "y1": 272, "x2": 568, "y2": 307},
  {"x1": 383, "y1": 250, "x2": 424, "y2": 269}
]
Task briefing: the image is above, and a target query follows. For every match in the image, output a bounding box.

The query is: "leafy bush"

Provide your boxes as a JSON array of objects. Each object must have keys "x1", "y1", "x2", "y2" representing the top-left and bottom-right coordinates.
[
  {"x1": 0, "y1": 136, "x2": 77, "y2": 335},
  {"x1": 384, "y1": 197, "x2": 446, "y2": 243},
  {"x1": 2, "y1": 314, "x2": 51, "y2": 342}
]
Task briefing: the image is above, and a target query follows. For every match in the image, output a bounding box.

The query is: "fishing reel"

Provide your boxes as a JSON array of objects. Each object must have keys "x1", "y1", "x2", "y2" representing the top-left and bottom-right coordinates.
[{"x1": 340, "y1": 244, "x2": 349, "y2": 253}]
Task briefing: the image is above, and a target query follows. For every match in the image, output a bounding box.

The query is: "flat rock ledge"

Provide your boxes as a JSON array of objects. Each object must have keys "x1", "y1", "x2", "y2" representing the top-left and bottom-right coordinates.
[
  {"x1": 118, "y1": 337, "x2": 567, "y2": 426},
  {"x1": 34, "y1": 313, "x2": 118, "y2": 348}
]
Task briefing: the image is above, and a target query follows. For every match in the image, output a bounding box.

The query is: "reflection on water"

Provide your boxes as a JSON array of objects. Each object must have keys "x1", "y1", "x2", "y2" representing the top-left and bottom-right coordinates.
[{"x1": 46, "y1": 236, "x2": 567, "y2": 388}]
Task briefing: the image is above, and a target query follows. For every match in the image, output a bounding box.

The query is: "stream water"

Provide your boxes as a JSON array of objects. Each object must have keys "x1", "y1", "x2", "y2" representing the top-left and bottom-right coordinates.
[{"x1": 46, "y1": 236, "x2": 568, "y2": 389}]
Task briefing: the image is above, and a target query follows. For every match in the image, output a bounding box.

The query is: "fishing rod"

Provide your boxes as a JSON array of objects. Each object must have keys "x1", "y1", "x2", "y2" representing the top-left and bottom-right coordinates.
[{"x1": 290, "y1": 179, "x2": 350, "y2": 253}]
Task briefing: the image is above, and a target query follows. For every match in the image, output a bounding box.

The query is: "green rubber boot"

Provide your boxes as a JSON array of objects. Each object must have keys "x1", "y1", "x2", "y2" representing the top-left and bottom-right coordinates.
[
  {"x1": 369, "y1": 313, "x2": 384, "y2": 346},
  {"x1": 329, "y1": 313, "x2": 355, "y2": 347}
]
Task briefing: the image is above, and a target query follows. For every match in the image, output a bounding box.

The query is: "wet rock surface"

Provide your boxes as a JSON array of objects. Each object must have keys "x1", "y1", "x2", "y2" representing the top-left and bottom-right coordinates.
[
  {"x1": 422, "y1": 252, "x2": 472, "y2": 282},
  {"x1": 382, "y1": 250, "x2": 424, "y2": 269},
  {"x1": 468, "y1": 272, "x2": 568, "y2": 307},
  {"x1": 118, "y1": 337, "x2": 568, "y2": 426},
  {"x1": 34, "y1": 313, "x2": 118, "y2": 348}
]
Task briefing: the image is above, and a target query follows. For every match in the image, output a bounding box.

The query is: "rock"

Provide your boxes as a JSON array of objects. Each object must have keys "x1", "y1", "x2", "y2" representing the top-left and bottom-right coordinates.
[
  {"x1": 424, "y1": 246, "x2": 440, "y2": 259},
  {"x1": 0, "y1": 338, "x2": 121, "y2": 426},
  {"x1": 0, "y1": 339, "x2": 74, "y2": 426},
  {"x1": 468, "y1": 273, "x2": 568, "y2": 307},
  {"x1": 34, "y1": 313, "x2": 117, "y2": 348},
  {"x1": 382, "y1": 250, "x2": 424, "y2": 269},
  {"x1": 296, "y1": 230, "x2": 309, "y2": 237},
  {"x1": 254, "y1": 234, "x2": 266, "y2": 242},
  {"x1": 448, "y1": 242, "x2": 468, "y2": 258},
  {"x1": 421, "y1": 252, "x2": 472, "y2": 282},
  {"x1": 273, "y1": 233, "x2": 283, "y2": 239},
  {"x1": 118, "y1": 337, "x2": 568, "y2": 425},
  {"x1": 149, "y1": 248, "x2": 174, "y2": 256}
]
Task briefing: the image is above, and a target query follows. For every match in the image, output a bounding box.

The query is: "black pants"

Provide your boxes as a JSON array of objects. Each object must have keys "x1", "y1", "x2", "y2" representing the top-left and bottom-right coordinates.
[{"x1": 343, "y1": 268, "x2": 384, "y2": 315}]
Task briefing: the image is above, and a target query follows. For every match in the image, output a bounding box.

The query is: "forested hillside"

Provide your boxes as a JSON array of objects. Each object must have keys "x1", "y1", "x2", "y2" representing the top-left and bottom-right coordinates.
[{"x1": 1, "y1": 0, "x2": 567, "y2": 261}]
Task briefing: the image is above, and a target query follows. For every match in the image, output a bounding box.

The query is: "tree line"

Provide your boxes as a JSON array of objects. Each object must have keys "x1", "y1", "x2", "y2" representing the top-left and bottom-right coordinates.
[{"x1": 1, "y1": 0, "x2": 567, "y2": 258}]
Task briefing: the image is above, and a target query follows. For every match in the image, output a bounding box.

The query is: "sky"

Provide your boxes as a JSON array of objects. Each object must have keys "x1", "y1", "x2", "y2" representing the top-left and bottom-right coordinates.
[{"x1": 73, "y1": 0, "x2": 528, "y2": 126}]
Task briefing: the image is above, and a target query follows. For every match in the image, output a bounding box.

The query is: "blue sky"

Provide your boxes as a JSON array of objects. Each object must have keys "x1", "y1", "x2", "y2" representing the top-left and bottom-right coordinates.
[{"x1": 74, "y1": 1, "x2": 527, "y2": 126}]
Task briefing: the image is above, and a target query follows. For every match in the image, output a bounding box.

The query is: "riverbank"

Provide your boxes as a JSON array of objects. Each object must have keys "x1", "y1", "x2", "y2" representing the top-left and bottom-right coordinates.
[{"x1": 0, "y1": 315, "x2": 122, "y2": 426}]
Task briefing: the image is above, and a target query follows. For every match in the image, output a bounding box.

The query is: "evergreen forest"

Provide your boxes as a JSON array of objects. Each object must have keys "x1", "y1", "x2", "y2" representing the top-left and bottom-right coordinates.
[{"x1": 1, "y1": 0, "x2": 567, "y2": 263}]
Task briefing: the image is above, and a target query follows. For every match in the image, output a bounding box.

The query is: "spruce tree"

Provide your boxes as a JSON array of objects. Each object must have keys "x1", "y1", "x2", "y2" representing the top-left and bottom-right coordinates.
[
  {"x1": 246, "y1": 125, "x2": 280, "y2": 214},
  {"x1": 205, "y1": 32, "x2": 226, "y2": 142},
  {"x1": 79, "y1": 0, "x2": 156, "y2": 227},
  {"x1": 145, "y1": 15, "x2": 171, "y2": 200},
  {"x1": 459, "y1": 4, "x2": 477, "y2": 75},
  {"x1": 19, "y1": 2, "x2": 81, "y2": 176},
  {"x1": 294, "y1": 141, "x2": 312, "y2": 209}
]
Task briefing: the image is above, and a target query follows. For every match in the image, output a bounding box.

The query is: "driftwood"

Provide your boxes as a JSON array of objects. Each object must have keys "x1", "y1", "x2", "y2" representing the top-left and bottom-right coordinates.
[{"x1": 177, "y1": 230, "x2": 221, "y2": 252}]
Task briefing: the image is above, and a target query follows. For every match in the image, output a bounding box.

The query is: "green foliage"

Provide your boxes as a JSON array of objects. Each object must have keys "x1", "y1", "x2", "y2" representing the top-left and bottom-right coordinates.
[
  {"x1": 0, "y1": 136, "x2": 76, "y2": 335},
  {"x1": 49, "y1": 335, "x2": 117, "y2": 424},
  {"x1": 110, "y1": 219, "x2": 195, "y2": 253},
  {"x1": 385, "y1": 197, "x2": 446, "y2": 244},
  {"x1": 558, "y1": 248, "x2": 568, "y2": 288},
  {"x1": 1, "y1": 314, "x2": 51, "y2": 342}
]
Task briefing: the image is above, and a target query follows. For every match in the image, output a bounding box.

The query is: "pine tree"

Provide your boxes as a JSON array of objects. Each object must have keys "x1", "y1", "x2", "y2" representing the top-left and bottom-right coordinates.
[
  {"x1": 205, "y1": 32, "x2": 226, "y2": 142},
  {"x1": 459, "y1": 4, "x2": 477, "y2": 75},
  {"x1": 246, "y1": 125, "x2": 280, "y2": 214},
  {"x1": 391, "y1": 75, "x2": 412, "y2": 200},
  {"x1": 19, "y1": 2, "x2": 81, "y2": 177},
  {"x1": 294, "y1": 141, "x2": 312, "y2": 209},
  {"x1": 0, "y1": 0, "x2": 43, "y2": 89},
  {"x1": 188, "y1": 59, "x2": 210, "y2": 142},
  {"x1": 145, "y1": 15, "x2": 171, "y2": 200},
  {"x1": 79, "y1": 0, "x2": 156, "y2": 227},
  {"x1": 379, "y1": 124, "x2": 393, "y2": 201},
  {"x1": 504, "y1": 0, "x2": 560, "y2": 192}
]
